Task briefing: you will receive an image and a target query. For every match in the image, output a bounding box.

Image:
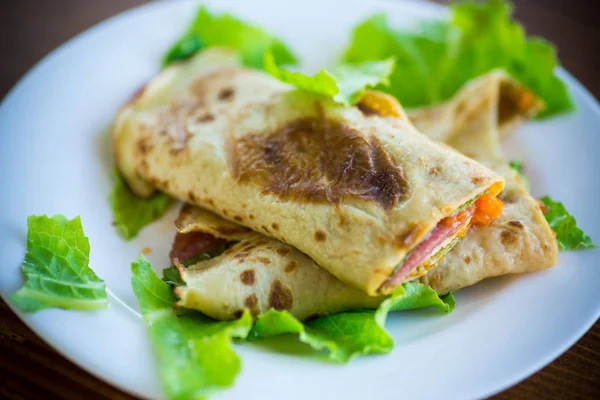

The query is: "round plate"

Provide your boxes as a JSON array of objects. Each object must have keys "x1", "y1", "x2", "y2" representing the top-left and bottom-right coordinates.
[{"x1": 1, "y1": 1, "x2": 599, "y2": 399}]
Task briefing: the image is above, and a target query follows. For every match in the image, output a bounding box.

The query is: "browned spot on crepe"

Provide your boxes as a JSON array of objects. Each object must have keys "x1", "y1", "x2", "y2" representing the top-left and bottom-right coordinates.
[
  {"x1": 234, "y1": 252, "x2": 250, "y2": 263},
  {"x1": 190, "y1": 69, "x2": 236, "y2": 101},
  {"x1": 244, "y1": 294, "x2": 258, "y2": 309},
  {"x1": 276, "y1": 247, "x2": 291, "y2": 257},
  {"x1": 508, "y1": 220, "x2": 524, "y2": 228},
  {"x1": 501, "y1": 230, "x2": 518, "y2": 246},
  {"x1": 284, "y1": 261, "x2": 297, "y2": 273},
  {"x1": 136, "y1": 137, "x2": 153, "y2": 155},
  {"x1": 314, "y1": 230, "x2": 327, "y2": 242},
  {"x1": 196, "y1": 113, "x2": 215, "y2": 123},
  {"x1": 257, "y1": 256, "x2": 271, "y2": 265},
  {"x1": 471, "y1": 176, "x2": 485, "y2": 184},
  {"x1": 240, "y1": 269, "x2": 255, "y2": 285},
  {"x1": 429, "y1": 167, "x2": 441, "y2": 176},
  {"x1": 538, "y1": 201, "x2": 550, "y2": 214},
  {"x1": 219, "y1": 87, "x2": 235, "y2": 101},
  {"x1": 455, "y1": 100, "x2": 467, "y2": 115},
  {"x1": 271, "y1": 223, "x2": 279, "y2": 231},
  {"x1": 187, "y1": 191, "x2": 198, "y2": 202},
  {"x1": 268, "y1": 279, "x2": 293, "y2": 310},
  {"x1": 464, "y1": 255, "x2": 472, "y2": 264},
  {"x1": 356, "y1": 102, "x2": 378, "y2": 116},
  {"x1": 230, "y1": 116, "x2": 409, "y2": 209},
  {"x1": 234, "y1": 215, "x2": 244, "y2": 222}
]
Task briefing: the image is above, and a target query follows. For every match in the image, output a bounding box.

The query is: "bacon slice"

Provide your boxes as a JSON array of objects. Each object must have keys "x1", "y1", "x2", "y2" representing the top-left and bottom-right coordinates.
[
  {"x1": 169, "y1": 231, "x2": 226, "y2": 262},
  {"x1": 381, "y1": 205, "x2": 476, "y2": 290}
]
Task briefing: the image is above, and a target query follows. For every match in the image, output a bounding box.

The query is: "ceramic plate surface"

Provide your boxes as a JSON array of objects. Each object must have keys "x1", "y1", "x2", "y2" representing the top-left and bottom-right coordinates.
[{"x1": 1, "y1": 1, "x2": 599, "y2": 399}]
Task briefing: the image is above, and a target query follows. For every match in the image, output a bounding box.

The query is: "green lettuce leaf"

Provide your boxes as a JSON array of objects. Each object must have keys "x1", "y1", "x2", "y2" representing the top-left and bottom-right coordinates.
[
  {"x1": 539, "y1": 196, "x2": 596, "y2": 251},
  {"x1": 343, "y1": 0, "x2": 573, "y2": 118},
  {"x1": 509, "y1": 160, "x2": 530, "y2": 191},
  {"x1": 110, "y1": 171, "x2": 172, "y2": 240},
  {"x1": 250, "y1": 282, "x2": 453, "y2": 362},
  {"x1": 384, "y1": 281, "x2": 455, "y2": 313},
  {"x1": 131, "y1": 256, "x2": 252, "y2": 400},
  {"x1": 11, "y1": 215, "x2": 108, "y2": 312},
  {"x1": 264, "y1": 50, "x2": 394, "y2": 106},
  {"x1": 161, "y1": 265, "x2": 185, "y2": 287},
  {"x1": 163, "y1": 6, "x2": 297, "y2": 69}
]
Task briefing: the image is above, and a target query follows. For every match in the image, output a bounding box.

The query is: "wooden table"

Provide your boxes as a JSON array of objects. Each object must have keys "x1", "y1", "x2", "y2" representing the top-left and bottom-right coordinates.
[{"x1": 1, "y1": 1, "x2": 598, "y2": 399}]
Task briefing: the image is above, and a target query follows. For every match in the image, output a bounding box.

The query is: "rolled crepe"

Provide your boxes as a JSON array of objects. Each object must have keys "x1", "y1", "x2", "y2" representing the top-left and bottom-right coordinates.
[
  {"x1": 172, "y1": 205, "x2": 382, "y2": 321},
  {"x1": 170, "y1": 71, "x2": 558, "y2": 320},
  {"x1": 114, "y1": 47, "x2": 504, "y2": 295},
  {"x1": 407, "y1": 71, "x2": 558, "y2": 294}
]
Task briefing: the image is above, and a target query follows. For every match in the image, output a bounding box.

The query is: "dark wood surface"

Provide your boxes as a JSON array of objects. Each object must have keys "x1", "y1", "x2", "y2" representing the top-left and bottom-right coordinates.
[{"x1": 0, "y1": 1, "x2": 598, "y2": 399}]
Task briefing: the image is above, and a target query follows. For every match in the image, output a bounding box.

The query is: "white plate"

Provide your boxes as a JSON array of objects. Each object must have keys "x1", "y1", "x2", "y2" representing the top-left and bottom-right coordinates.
[{"x1": 1, "y1": 0, "x2": 599, "y2": 399}]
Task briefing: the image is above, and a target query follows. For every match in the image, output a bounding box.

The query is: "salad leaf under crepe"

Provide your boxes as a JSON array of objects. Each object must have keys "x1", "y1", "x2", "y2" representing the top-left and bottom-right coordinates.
[
  {"x1": 264, "y1": 50, "x2": 395, "y2": 106},
  {"x1": 11, "y1": 215, "x2": 107, "y2": 312},
  {"x1": 163, "y1": 6, "x2": 297, "y2": 68},
  {"x1": 131, "y1": 256, "x2": 253, "y2": 400},
  {"x1": 539, "y1": 197, "x2": 597, "y2": 251},
  {"x1": 507, "y1": 163, "x2": 594, "y2": 250},
  {"x1": 344, "y1": 0, "x2": 573, "y2": 118},
  {"x1": 250, "y1": 282, "x2": 454, "y2": 362},
  {"x1": 110, "y1": 171, "x2": 171, "y2": 240}
]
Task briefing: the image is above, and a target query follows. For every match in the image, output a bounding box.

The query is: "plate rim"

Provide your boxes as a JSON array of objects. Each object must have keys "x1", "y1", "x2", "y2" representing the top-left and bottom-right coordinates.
[{"x1": 1, "y1": 1, "x2": 599, "y2": 399}]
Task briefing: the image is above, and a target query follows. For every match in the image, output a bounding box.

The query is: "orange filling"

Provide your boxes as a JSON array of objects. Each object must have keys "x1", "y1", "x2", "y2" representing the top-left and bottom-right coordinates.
[
  {"x1": 441, "y1": 193, "x2": 503, "y2": 229},
  {"x1": 472, "y1": 193, "x2": 504, "y2": 226},
  {"x1": 399, "y1": 192, "x2": 503, "y2": 283}
]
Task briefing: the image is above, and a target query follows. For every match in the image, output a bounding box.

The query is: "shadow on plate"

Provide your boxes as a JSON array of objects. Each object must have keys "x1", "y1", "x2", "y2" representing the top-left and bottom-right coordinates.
[
  {"x1": 386, "y1": 272, "x2": 526, "y2": 345},
  {"x1": 95, "y1": 123, "x2": 114, "y2": 174}
]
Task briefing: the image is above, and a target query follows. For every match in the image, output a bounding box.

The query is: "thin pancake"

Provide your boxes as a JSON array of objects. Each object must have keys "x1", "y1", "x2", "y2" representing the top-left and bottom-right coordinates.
[
  {"x1": 113, "y1": 47, "x2": 503, "y2": 295},
  {"x1": 408, "y1": 71, "x2": 558, "y2": 294}
]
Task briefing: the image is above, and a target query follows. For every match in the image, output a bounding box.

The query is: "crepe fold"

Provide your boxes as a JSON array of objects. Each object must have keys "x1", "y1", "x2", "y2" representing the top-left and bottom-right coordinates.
[
  {"x1": 172, "y1": 205, "x2": 383, "y2": 321},
  {"x1": 407, "y1": 71, "x2": 558, "y2": 294},
  {"x1": 114, "y1": 47, "x2": 503, "y2": 295}
]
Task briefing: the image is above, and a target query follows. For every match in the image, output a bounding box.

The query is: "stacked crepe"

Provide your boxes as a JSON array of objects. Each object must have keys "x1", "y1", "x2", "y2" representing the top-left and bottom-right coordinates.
[
  {"x1": 410, "y1": 71, "x2": 558, "y2": 293},
  {"x1": 114, "y1": 48, "x2": 555, "y2": 320}
]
